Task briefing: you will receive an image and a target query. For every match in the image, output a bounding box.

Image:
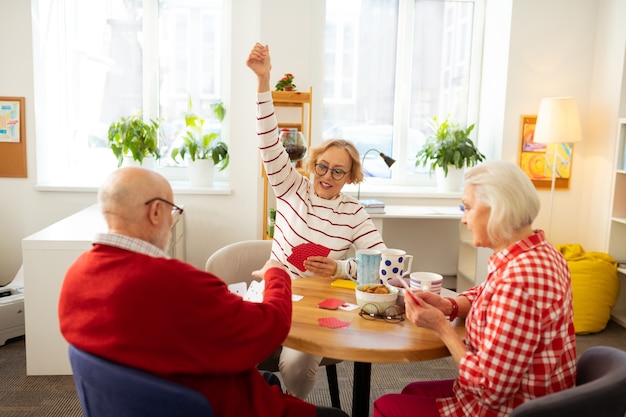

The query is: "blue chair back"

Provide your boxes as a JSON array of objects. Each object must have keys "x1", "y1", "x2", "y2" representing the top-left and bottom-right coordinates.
[
  {"x1": 509, "y1": 346, "x2": 626, "y2": 417},
  {"x1": 69, "y1": 345, "x2": 213, "y2": 417}
]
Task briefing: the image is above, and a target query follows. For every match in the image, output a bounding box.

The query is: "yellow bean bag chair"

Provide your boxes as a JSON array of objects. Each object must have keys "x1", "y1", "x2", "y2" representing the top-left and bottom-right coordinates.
[{"x1": 556, "y1": 244, "x2": 619, "y2": 334}]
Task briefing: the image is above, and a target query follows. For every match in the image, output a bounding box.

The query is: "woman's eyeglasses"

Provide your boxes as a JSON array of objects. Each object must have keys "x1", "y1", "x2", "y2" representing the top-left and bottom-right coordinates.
[
  {"x1": 314, "y1": 163, "x2": 350, "y2": 181},
  {"x1": 358, "y1": 303, "x2": 404, "y2": 323}
]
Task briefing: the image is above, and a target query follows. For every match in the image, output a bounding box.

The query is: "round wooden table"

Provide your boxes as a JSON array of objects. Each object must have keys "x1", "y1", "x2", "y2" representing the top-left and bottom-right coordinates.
[{"x1": 284, "y1": 276, "x2": 465, "y2": 417}]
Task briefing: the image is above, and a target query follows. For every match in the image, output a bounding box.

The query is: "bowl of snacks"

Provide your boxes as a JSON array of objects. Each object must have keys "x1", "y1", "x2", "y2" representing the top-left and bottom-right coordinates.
[{"x1": 355, "y1": 284, "x2": 399, "y2": 312}]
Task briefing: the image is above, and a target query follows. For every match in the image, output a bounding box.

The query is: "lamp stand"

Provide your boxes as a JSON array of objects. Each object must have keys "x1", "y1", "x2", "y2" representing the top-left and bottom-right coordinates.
[{"x1": 545, "y1": 144, "x2": 557, "y2": 241}]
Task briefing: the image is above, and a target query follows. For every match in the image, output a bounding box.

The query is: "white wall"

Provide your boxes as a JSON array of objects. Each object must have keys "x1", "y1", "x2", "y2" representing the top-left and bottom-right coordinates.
[
  {"x1": 1, "y1": 0, "x2": 625, "y2": 283},
  {"x1": 503, "y1": 0, "x2": 625, "y2": 249}
]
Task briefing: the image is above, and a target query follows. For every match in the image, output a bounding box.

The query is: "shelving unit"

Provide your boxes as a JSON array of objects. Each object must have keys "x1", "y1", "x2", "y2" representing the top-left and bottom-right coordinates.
[
  {"x1": 608, "y1": 118, "x2": 626, "y2": 327},
  {"x1": 262, "y1": 88, "x2": 312, "y2": 239},
  {"x1": 456, "y1": 223, "x2": 491, "y2": 292}
]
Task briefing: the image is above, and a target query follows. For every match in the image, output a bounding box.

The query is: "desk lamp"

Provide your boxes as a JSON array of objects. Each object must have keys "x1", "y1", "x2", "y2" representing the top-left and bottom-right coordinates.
[
  {"x1": 357, "y1": 148, "x2": 396, "y2": 201},
  {"x1": 533, "y1": 97, "x2": 582, "y2": 240}
]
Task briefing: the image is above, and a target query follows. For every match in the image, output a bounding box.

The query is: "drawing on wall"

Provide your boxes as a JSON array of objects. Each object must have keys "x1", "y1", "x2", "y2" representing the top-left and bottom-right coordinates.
[
  {"x1": 518, "y1": 114, "x2": 571, "y2": 189},
  {"x1": 0, "y1": 99, "x2": 22, "y2": 143}
]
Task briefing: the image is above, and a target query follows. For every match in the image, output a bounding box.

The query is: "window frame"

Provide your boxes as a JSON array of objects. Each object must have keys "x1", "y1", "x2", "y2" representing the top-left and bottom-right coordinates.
[
  {"x1": 323, "y1": 0, "x2": 485, "y2": 191},
  {"x1": 31, "y1": 0, "x2": 228, "y2": 189}
]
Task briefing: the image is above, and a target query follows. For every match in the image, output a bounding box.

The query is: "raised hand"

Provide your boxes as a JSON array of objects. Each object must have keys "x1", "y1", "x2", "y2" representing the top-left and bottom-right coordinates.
[{"x1": 246, "y1": 43, "x2": 272, "y2": 92}]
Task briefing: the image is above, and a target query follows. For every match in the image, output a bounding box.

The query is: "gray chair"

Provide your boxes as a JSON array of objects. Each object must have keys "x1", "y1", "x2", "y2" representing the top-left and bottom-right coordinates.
[
  {"x1": 509, "y1": 346, "x2": 626, "y2": 417},
  {"x1": 69, "y1": 345, "x2": 213, "y2": 417},
  {"x1": 205, "y1": 240, "x2": 341, "y2": 408}
]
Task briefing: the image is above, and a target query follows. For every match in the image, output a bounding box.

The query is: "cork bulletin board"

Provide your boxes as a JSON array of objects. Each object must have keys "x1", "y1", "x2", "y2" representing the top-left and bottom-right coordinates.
[{"x1": 0, "y1": 96, "x2": 27, "y2": 178}]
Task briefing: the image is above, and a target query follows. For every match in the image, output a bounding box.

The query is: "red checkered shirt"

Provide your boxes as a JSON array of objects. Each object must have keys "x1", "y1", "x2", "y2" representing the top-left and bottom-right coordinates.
[{"x1": 438, "y1": 230, "x2": 577, "y2": 417}]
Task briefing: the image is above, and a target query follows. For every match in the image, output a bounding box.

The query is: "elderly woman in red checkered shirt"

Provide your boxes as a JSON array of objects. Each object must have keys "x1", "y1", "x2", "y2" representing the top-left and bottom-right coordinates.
[{"x1": 374, "y1": 160, "x2": 576, "y2": 417}]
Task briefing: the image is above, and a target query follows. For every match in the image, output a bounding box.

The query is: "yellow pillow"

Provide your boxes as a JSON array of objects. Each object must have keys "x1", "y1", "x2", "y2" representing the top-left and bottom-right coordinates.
[{"x1": 556, "y1": 244, "x2": 619, "y2": 334}]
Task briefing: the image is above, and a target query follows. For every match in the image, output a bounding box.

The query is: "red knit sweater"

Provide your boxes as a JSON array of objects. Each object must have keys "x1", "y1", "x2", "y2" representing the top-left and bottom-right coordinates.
[{"x1": 58, "y1": 244, "x2": 316, "y2": 417}]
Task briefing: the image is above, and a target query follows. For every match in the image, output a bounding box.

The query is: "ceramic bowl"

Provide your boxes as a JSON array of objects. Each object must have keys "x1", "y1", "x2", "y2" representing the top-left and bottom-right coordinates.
[{"x1": 355, "y1": 284, "x2": 399, "y2": 312}]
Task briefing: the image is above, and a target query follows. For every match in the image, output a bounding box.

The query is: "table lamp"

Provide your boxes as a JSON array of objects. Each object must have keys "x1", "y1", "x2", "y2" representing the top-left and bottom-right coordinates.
[
  {"x1": 357, "y1": 148, "x2": 396, "y2": 201},
  {"x1": 533, "y1": 97, "x2": 582, "y2": 240}
]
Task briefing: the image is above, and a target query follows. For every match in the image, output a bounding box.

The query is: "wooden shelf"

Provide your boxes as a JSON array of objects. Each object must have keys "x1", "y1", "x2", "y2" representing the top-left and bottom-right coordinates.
[{"x1": 271, "y1": 90, "x2": 312, "y2": 104}]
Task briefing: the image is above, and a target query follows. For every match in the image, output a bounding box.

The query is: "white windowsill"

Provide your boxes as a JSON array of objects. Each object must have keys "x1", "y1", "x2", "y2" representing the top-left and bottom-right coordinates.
[{"x1": 35, "y1": 181, "x2": 233, "y2": 196}]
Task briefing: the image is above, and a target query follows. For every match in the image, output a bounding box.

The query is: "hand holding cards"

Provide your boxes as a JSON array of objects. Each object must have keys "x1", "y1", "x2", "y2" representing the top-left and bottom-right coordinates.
[
  {"x1": 287, "y1": 243, "x2": 331, "y2": 271},
  {"x1": 395, "y1": 276, "x2": 425, "y2": 306}
]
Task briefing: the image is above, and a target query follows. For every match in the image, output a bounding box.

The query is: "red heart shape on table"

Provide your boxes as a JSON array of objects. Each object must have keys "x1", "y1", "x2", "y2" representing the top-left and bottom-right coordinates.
[
  {"x1": 318, "y1": 317, "x2": 351, "y2": 329},
  {"x1": 317, "y1": 298, "x2": 345, "y2": 310}
]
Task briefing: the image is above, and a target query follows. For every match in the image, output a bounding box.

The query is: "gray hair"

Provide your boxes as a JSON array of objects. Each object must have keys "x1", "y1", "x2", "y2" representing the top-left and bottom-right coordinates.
[{"x1": 464, "y1": 160, "x2": 540, "y2": 245}]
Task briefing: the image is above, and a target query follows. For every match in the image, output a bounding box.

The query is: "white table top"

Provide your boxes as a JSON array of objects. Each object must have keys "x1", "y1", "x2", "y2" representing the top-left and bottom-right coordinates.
[{"x1": 369, "y1": 205, "x2": 463, "y2": 219}]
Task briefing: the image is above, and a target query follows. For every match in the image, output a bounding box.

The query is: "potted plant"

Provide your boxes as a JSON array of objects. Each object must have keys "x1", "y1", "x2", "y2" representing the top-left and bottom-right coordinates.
[
  {"x1": 415, "y1": 115, "x2": 485, "y2": 191},
  {"x1": 107, "y1": 112, "x2": 162, "y2": 168},
  {"x1": 275, "y1": 73, "x2": 297, "y2": 91},
  {"x1": 171, "y1": 97, "x2": 229, "y2": 187}
]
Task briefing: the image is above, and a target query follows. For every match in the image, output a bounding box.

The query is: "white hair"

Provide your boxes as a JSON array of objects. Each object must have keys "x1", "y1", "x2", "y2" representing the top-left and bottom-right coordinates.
[{"x1": 464, "y1": 160, "x2": 540, "y2": 245}]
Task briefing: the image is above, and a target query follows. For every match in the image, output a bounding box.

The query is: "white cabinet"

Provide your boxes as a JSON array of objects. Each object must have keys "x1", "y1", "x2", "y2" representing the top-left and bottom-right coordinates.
[
  {"x1": 0, "y1": 289, "x2": 24, "y2": 346},
  {"x1": 609, "y1": 118, "x2": 626, "y2": 327},
  {"x1": 21, "y1": 204, "x2": 184, "y2": 375},
  {"x1": 456, "y1": 223, "x2": 491, "y2": 292}
]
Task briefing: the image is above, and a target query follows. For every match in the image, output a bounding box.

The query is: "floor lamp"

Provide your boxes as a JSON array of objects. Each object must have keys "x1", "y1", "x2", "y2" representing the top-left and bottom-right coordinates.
[
  {"x1": 533, "y1": 97, "x2": 582, "y2": 241},
  {"x1": 357, "y1": 148, "x2": 396, "y2": 202}
]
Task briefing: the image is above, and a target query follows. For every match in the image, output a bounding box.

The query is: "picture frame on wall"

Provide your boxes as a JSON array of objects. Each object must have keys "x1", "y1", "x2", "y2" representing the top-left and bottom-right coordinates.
[
  {"x1": 0, "y1": 96, "x2": 27, "y2": 178},
  {"x1": 0, "y1": 97, "x2": 24, "y2": 143},
  {"x1": 518, "y1": 114, "x2": 571, "y2": 189}
]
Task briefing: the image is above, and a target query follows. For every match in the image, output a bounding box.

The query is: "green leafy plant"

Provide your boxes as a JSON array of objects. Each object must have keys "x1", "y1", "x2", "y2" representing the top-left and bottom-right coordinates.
[
  {"x1": 415, "y1": 115, "x2": 485, "y2": 176},
  {"x1": 170, "y1": 98, "x2": 229, "y2": 171},
  {"x1": 107, "y1": 112, "x2": 162, "y2": 168},
  {"x1": 275, "y1": 73, "x2": 296, "y2": 91}
]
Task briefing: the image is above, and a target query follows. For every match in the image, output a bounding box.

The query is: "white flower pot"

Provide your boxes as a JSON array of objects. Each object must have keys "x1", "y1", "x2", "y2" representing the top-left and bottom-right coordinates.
[
  {"x1": 435, "y1": 166, "x2": 464, "y2": 192},
  {"x1": 122, "y1": 155, "x2": 156, "y2": 170},
  {"x1": 188, "y1": 159, "x2": 215, "y2": 188}
]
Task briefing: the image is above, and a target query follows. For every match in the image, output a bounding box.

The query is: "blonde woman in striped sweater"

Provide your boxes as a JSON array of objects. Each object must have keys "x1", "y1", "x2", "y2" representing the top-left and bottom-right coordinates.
[{"x1": 248, "y1": 42, "x2": 386, "y2": 400}]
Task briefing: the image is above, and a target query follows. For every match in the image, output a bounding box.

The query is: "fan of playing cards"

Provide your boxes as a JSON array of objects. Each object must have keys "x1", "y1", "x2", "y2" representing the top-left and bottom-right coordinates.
[{"x1": 287, "y1": 243, "x2": 331, "y2": 271}]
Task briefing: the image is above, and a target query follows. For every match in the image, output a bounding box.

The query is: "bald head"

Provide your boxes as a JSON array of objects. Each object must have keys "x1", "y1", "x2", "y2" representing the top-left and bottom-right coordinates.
[{"x1": 98, "y1": 167, "x2": 174, "y2": 248}]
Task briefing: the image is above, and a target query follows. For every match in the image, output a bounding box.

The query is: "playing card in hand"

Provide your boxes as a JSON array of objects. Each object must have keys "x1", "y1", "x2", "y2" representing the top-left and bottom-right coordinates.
[{"x1": 287, "y1": 243, "x2": 331, "y2": 271}]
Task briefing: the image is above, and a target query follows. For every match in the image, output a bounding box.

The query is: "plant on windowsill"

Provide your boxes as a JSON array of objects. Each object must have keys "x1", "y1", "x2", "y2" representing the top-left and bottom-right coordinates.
[
  {"x1": 107, "y1": 112, "x2": 162, "y2": 168},
  {"x1": 275, "y1": 73, "x2": 297, "y2": 91},
  {"x1": 171, "y1": 97, "x2": 229, "y2": 187},
  {"x1": 415, "y1": 115, "x2": 485, "y2": 191}
]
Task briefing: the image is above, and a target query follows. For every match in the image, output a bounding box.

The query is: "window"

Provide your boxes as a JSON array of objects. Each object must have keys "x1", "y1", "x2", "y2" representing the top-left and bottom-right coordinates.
[
  {"x1": 324, "y1": 0, "x2": 483, "y2": 186},
  {"x1": 31, "y1": 0, "x2": 224, "y2": 187}
]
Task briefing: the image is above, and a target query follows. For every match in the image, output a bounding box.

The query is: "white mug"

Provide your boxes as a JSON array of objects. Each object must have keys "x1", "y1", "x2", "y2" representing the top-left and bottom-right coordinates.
[
  {"x1": 380, "y1": 249, "x2": 413, "y2": 282},
  {"x1": 409, "y1": 272, "x2": 443, "y2": 294}
]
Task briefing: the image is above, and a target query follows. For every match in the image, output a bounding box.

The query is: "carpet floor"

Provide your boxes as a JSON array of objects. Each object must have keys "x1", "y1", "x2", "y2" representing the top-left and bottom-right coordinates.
[{"x1": 1, "y1": 320, "x2": 626, "y2": 417}]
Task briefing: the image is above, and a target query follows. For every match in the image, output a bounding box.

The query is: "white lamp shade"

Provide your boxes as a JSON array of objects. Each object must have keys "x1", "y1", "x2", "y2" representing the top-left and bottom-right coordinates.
[{"x1": 534, "y1": 97, "x2": 582, "y2": 144}]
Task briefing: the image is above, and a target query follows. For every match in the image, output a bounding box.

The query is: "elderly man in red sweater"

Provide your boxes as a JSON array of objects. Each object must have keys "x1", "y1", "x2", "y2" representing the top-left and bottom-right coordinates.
[{"x1": 58, "y1": 167, "x2": 348, "y2": 417}]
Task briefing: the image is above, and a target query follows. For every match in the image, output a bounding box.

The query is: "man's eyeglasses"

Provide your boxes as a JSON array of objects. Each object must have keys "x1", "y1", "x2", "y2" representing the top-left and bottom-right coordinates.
[
  {"x1": 144, "y1": 197, "x2": 184, "y2": 215},
  {"x1": 314, "y1": 163, "x2": 350, "y2": 181},
  {"x1": 358, "y1": 303, "x2": 404, "y2": 324}
]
